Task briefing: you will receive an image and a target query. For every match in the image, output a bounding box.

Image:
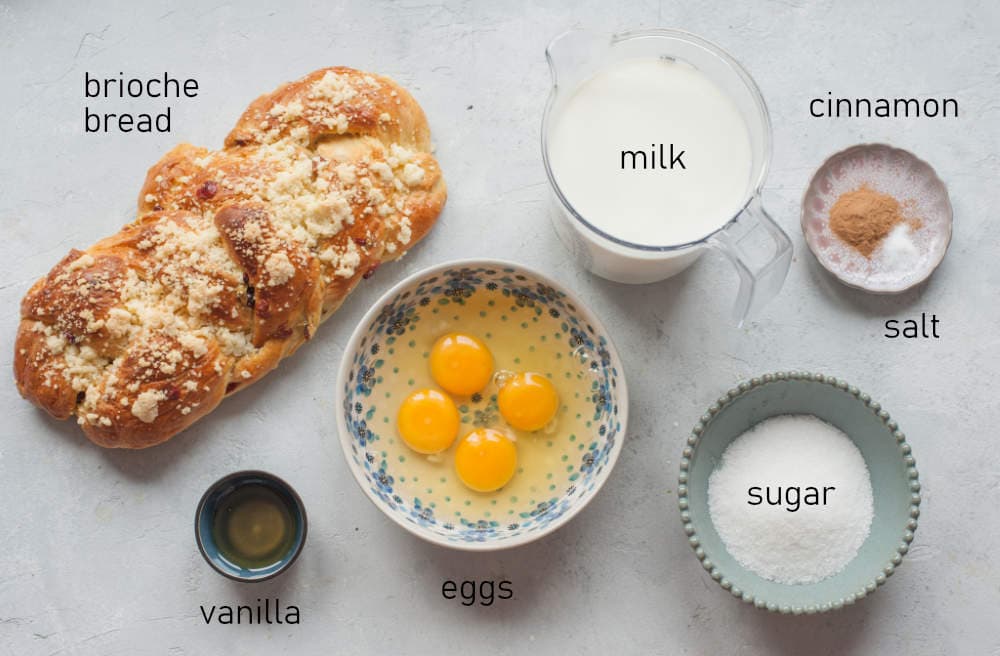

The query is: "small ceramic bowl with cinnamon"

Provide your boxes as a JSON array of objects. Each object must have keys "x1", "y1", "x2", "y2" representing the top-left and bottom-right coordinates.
[{"x1": 801, "y1": 143, "x2": 953, "y2": 293}]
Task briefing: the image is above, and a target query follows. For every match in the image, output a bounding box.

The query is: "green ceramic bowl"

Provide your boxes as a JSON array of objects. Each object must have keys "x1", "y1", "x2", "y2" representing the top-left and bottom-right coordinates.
[{"x1": 677, "y1": 371, "x2": 920, "y2": 614}]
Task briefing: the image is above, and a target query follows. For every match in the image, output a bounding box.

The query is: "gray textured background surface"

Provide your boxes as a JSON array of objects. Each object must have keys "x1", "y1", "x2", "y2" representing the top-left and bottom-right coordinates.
[{"x1": 1, "y1": 1, "x2": 998, "y2": 654}]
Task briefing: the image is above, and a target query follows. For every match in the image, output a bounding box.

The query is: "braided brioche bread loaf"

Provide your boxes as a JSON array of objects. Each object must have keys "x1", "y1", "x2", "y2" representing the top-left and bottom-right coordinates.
[{"x1": 14, "y1": 67, "x2": 446, "y2": 448}]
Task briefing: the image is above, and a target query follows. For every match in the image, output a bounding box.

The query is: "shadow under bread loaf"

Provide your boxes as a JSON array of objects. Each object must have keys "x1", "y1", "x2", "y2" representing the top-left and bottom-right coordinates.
[{"x1": 14, "y1": 67, "x2": 447, "y2": 448}]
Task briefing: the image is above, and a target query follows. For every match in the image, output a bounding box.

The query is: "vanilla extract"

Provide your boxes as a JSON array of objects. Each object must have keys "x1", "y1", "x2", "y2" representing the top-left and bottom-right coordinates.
[{"x1": 211, "y1": 483, "x2": 296, "y2": 569}]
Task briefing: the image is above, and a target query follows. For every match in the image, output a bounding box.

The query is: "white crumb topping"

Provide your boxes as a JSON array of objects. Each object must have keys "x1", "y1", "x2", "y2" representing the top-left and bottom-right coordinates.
[
  {"x1": 335, "y1": 163, "x2": 356, "y2": 184},
  {"x1": 401, "y1": 163, "x2": 425, "y2": 187},
  {"x1": 396, "y1": 216, "x2": 413, "y2": 246},
  {"x1": 309, "y1": 72, "x2": 358, "y2": 105},
  {"x1": 319, "y1": 238, "x2": 363, "y2": 279},
  {"x1": 131, "y1": 389, "x2": 167, "y2": 423},
  {"x1": 67, "y1": 253, "x2": 95, "y2": 272},
  {"x1": 178, "y1": 332, "x2": 208, "y2": 357},
  {"x1": 269, "y1": 100, "x2": 305, "y2": 120},
  {"x1": 264, "y1": 252, "x2": 295, "y2": 286},
  {"x1": 370, "y1": 161, "x2": 394, "y2": 183}
]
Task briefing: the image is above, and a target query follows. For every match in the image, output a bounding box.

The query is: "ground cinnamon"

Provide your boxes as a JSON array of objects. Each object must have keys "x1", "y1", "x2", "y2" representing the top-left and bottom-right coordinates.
[{"x1": 828, "y1": 185, "x2": 904, "y2": 257}]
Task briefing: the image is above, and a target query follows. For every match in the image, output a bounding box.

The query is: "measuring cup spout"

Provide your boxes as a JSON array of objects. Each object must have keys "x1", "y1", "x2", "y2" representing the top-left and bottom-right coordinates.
[
  {"x1": 544, "y1": 30, "x2": 605, "y2": 91},
  {"x1": 709, "y1": 197, "x2": 792, "y2": 327}
]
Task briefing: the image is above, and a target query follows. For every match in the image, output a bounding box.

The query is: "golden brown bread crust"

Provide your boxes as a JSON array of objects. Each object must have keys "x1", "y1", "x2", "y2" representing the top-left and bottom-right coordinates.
[{"x1": 14, "y1": 67, "x2": 447, "y2": 448}]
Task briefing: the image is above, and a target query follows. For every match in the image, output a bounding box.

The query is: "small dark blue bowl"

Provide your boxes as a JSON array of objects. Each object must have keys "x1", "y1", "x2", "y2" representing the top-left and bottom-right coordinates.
[{"x1": 195, "y1": 470, "x2": 307, "y2": 582}]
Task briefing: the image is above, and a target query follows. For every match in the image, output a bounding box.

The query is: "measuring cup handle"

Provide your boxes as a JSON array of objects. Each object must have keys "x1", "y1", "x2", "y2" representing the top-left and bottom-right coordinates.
[{"x1": 709, "y1": 197, "x2": 792, "y2": 326}]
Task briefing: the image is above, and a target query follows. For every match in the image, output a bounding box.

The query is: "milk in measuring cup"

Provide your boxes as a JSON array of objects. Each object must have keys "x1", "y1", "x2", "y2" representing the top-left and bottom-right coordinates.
[{"x1": 548, "y1": 57, "x2": 753, "y2": 246}]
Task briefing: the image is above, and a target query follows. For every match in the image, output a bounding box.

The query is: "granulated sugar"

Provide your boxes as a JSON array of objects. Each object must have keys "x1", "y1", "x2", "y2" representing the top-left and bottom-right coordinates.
[{"x1": 707, "y1": 415, "x2": 874, "y2": 584}]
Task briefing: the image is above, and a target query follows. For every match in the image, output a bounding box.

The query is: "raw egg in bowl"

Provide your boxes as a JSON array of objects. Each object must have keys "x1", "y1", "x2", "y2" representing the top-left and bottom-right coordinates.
[{"x1": 336, "y1": 260, "x2": 627, "y2": 550}]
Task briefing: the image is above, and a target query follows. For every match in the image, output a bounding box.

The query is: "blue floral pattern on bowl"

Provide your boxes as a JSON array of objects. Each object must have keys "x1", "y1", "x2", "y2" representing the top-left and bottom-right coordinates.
[{"x1": 336, "y1": 261, "x2": 627, "y2": 549}]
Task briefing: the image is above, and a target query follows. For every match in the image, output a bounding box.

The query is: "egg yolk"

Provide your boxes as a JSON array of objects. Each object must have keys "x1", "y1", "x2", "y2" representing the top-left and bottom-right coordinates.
[
  {"x1": 454, "y1": 429, "x2": 518, "y2": 492},
  {"x1": 497, "y1": 372, "x2": 559, "y2": 431},
  {"x1": 396, "y1": 389, "x2": 460, "y2": 454},
  {"x1": 429, "y1": 333, "x2": 494, "y2": 396}
]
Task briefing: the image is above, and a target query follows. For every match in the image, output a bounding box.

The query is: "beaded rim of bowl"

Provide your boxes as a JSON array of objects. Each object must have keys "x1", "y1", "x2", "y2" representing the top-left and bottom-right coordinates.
[
  {"x1": 336, "y1": 258, "x2": 628, "y2": 551},
  {"x1": 677, "y1": 371, "x2": 921, "y2": 614}
]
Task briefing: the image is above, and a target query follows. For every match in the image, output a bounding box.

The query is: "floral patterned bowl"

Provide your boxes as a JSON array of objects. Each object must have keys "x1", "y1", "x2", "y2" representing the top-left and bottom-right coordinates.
[{"x1": 335, "y1": 259, "x2": 627, "y2": 550}]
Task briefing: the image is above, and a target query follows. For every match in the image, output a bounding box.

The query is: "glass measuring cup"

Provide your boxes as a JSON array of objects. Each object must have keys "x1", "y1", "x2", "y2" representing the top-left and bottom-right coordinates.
[{"x1": 541, "y1": 29, "x2": 792, "y2": 325}]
